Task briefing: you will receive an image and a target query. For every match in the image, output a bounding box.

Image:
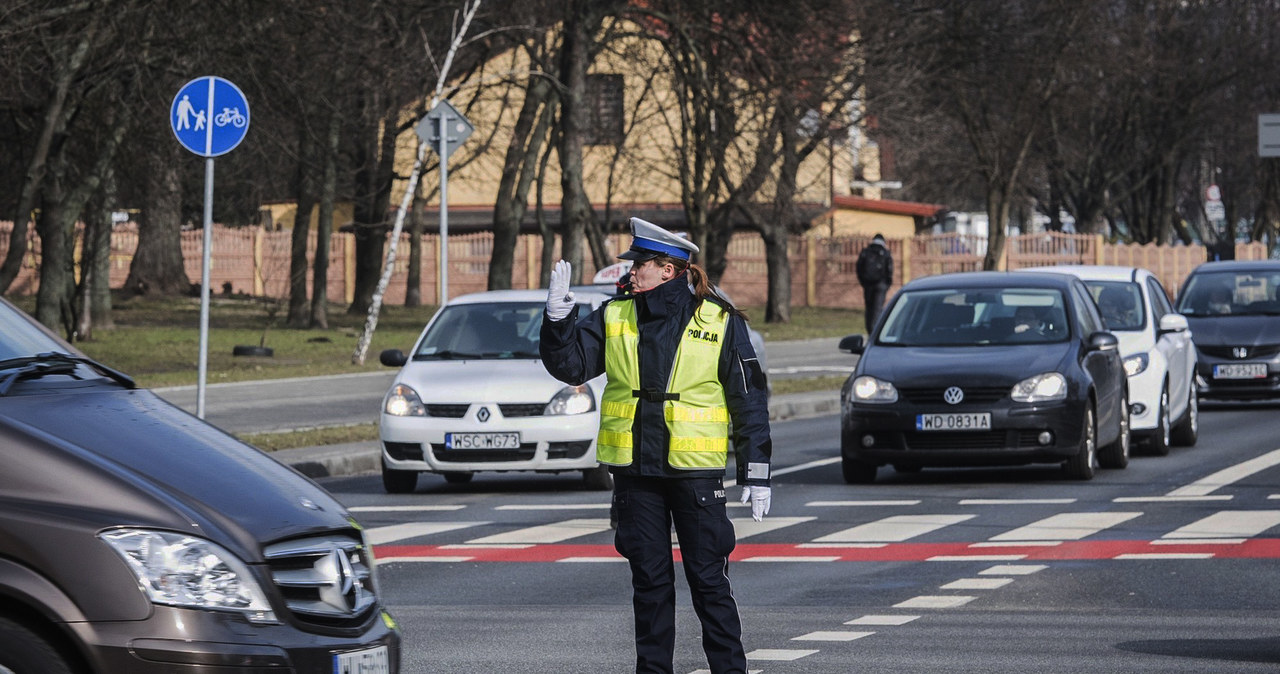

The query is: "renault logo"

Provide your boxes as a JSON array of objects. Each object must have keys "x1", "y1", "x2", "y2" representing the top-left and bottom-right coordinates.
[
  {"x1": 943, "y1": 386, "x2": 965, "y2": 404},
  {"x1": 477, "y1": 406, "x2": 491, "y2": 422},
  {"x1": 1233, "y1": 347, "x2": 1249, "y2": 359}
]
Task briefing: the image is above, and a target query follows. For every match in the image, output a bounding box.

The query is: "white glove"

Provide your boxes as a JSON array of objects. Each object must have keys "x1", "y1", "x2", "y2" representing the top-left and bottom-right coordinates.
[
  {"x1": 740, "y1": 486, "x2": 771, "y2": 522},
  {"x1": 546, "y1": 259, "x2": 575, "y2": 321}
]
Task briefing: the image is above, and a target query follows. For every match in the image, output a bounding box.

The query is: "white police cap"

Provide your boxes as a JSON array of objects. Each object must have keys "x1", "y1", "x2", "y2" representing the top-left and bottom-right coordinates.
[{"x1": 618, "y1": 217, "x2": 699, "y2": 261}]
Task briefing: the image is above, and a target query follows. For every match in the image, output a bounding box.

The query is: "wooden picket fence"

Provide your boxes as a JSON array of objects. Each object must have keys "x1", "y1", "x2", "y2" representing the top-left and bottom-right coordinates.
[{"x1": 0, "y1": 222, "x2": 1269, "y2": 309}]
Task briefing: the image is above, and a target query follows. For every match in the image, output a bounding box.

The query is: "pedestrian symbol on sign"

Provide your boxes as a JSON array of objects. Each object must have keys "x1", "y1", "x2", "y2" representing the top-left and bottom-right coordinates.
[{"x1": 170, "y1": 76, "x2": 250, "y2": 157}]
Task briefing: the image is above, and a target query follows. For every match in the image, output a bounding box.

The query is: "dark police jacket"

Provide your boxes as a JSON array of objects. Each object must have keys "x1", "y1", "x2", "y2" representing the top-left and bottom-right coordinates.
[{"x1": 540, "y1": 275, "x2": 773, "y2": 486}]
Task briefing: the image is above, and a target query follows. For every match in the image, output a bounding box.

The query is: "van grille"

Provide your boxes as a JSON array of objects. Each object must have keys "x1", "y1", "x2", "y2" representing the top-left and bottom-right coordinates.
[{"x1": 263, "y1": 534, "x2": 377, "y2": 629}]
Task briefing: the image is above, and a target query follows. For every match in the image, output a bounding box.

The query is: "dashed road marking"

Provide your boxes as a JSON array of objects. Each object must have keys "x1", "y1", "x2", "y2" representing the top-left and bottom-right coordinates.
[
  {"x1": 845, "y1": 615, "x2": 920, "y2": 626},
  {"x1": 941, "y1": 577, "x2": 1013, "y2": 590},
  {"x1": 792, "y1": 631, "x2": 875, "y2": 641},
  {"x1": 894, "y1": 595, "x2": 977, "y2": 609},
  {"x1": 746, "y1": 649, "x2": 819, "y2": 661}
]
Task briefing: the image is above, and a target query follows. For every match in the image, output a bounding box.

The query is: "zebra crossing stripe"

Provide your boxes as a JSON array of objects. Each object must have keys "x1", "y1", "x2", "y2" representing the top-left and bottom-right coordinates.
[
  {"x1": 814, "y1": 514, "x2": 975, "y2": 543},
  {"x1": 988, "y1": 512, "x2": 1141, "y2": 542},
  {"x1": 1160, "y1": 510, "x2": 1280, "y2": 540}
]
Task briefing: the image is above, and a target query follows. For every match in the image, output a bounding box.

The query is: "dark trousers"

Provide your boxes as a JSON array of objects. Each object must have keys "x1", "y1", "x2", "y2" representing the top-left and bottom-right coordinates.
[
  {"x1": 862, "y1": 282, "x2": 889, "y2": 334},
  {"x1": 612, "y1": 474, "x2": 745, "y2": 674}
]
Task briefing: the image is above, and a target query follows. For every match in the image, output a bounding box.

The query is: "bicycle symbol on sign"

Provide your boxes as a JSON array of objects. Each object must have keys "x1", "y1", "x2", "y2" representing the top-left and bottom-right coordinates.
[{"x1": 215, "y1": 107, "x2": 247, "y2": 128}]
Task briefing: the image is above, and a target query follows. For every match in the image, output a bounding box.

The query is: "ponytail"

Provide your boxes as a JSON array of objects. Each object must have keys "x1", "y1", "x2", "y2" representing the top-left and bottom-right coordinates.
[{"x1": 660, "y1": 256, "x2": 749, "y2": 321}]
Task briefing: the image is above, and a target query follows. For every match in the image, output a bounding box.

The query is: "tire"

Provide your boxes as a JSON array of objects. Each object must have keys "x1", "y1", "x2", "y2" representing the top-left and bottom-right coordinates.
[
  {"x1": 381, "y1": 459, "x2": 418, "y2": 493},
  {"x1": 582, "y1": 464, "x2": 613, "y2": 491},
  {"x1": 0, "y1": 616, "x2": 76, "y2": 674},
  {"x1": 1171, "y1": 379, "x2": 1199, "y2": 447},
  {"x1": 442, "y1": 471, "x2": 474, "y2": 485},
  {"x1": 1099, "y1": 389, "x2": 1130, "y2": 469},
  {"x1": 1146, "y1": 384, "x2": 1171, "y2": 457},
  {"x1": 1063, "y1": 405, "x2": 1096, "y2": 480},
  {"x1": 232, "y1": 344, "x2": 274, "y2": 357}
]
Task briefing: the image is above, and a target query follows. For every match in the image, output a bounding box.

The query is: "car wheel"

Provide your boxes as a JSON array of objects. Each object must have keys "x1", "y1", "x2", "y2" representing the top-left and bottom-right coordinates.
[
  {"x1": 1099, "y1": 389, "x2": 1130, "y2": 469},
  {"x1": 1063, "y1": 404, "x2": 1096, "y2": 480},
  {"x1": 442, "y1": 472, "x2": 474, "y2": 485},
  {"x1": 381, "y1": 459, "x2": 418, "y2": 494},
  {"x1": 1147, "y1": 384, "x2": 1171, "y2": 457},
  {"x1": 1171, "y1": 379, "x2": 1199, "y2": 447},
  {"x1": 0, "y1": 616, "x2": 76, "y2": 674},
  {"x1": 582, "y1": 464, "x2": 613, "y2": 491}
]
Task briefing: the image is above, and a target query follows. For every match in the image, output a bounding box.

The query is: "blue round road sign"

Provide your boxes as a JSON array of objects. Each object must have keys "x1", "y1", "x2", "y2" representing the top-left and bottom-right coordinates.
[{"x1": 170, "y1": 76, "x2": 250, "y2": 157}]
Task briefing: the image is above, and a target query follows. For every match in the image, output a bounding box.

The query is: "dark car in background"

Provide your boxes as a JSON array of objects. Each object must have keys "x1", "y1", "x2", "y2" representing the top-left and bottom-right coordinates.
[
  {"x1": 0, "y1": 297, "x2": 399, "y2": 673},
  {"x1": 1175, "y1": 260, "x2": 1280, "y2": 400},
  {"x1": 838, "y1": 271, "x2": 1129, "y2": 483}
]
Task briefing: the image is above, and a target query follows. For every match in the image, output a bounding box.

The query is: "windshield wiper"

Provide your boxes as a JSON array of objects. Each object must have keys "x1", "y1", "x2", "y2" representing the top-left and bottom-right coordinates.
[
  {"x1": 0, "y1": 352, "x2": 135, "y2": 396},
  {"x1": 413, "y1": 350, "x2": 483, "y2": 360}
]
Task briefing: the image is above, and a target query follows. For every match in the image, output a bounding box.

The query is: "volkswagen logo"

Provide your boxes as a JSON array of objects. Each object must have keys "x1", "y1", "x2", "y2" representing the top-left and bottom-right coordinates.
[
  {"x1": 477, "y1": 406, "x2": 491, "y2": 422},
  {"x1": 1233, "y1": 347, "x2": 1249, "y2": 359},
  {"x1": 943, "y1": 386, "x2": 965, "y2": 404}
]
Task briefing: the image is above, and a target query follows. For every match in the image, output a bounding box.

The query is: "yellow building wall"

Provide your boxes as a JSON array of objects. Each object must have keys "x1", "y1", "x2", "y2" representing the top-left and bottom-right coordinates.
[{"x1": 818, "y1": 209, "x2": 916, "y2": 239}]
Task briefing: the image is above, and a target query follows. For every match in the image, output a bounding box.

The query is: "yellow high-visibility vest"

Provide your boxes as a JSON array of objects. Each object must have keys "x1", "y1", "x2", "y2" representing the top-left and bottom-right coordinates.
[{"x1": 597, "y1": 300, "x2": 731, "y2": 469}]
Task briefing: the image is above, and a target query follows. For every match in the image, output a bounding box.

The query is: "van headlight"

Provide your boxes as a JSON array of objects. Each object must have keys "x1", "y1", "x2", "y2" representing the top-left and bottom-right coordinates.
[
  {"x1": 1011, "y1": 372, "x2": 1067, "y2": 402},
  {"x1": 851, "y1": 376, "x2": 898, "y2": 403},
  {"x1": 384, "y1": 384, "x2": 426, "y2": 416},
  {"x1": 99, "y1": 529, "x2": 277, "y2": 624},
  {"x1": 1123, "y1": 353, "x2": 1149, "y2": 377},
  {"x1": 545, "y1": 385, "x2": 595, "y2": 415}
]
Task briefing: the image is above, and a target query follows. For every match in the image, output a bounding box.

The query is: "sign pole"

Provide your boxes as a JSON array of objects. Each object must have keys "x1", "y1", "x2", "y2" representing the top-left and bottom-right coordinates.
[
  {"x1": 197, "y1": 158, "x2": 214, "y2": 418},
  {"x1": 438, "y1": 114, "x2": 450, "y2": 305}
]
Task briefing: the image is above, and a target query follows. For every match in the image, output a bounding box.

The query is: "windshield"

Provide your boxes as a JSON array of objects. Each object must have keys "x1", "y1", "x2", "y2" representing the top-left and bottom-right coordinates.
[
  {"x1": 1086, "y1": 281, "x2": 1145, "y2": 331},
  {"x1": 414, "y1": 302, "x2": 548, "y2": 359},
  {"x1": 1177, "y1": 270, "x2": 1280, "y2": 317},
  {"x1": 0, "y1": 299, "x2": 73, "y2": 361},
  {"x1": 878, "y1": 287, "x2": 1070, "y2": 346}
]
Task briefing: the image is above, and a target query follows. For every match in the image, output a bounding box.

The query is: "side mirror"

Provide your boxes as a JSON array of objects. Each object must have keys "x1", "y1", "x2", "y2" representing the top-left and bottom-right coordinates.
[
  {"x1": 838, "y1": 334, "x2": 866, "y2": 354},
  {"x1": 1087, "y1": 331, "x2": 1119, "y2": 352},
  {"x1": 1158, "y1": 313, "x2": 1189, "y2": 334},
  {"x1": 379, "y1": 349, "x2": 408, "y2": 367}
]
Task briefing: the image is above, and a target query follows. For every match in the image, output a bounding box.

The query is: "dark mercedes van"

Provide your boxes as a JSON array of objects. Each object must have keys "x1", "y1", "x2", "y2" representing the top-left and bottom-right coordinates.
[{"x1": 0, "y1": 296, "x2": 399, "y2": 673}]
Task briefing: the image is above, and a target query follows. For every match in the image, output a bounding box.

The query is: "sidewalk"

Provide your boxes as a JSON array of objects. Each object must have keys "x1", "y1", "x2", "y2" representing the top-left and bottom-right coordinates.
[{"x1": 274, "y1": 388, "x2": 841, "y2": 479}]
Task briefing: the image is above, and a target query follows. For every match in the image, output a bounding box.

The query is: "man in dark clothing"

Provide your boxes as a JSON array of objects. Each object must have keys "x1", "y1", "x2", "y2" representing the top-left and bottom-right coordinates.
[
  {"x1": 856, "y1": 233, "x2": 894, "y2": 334},
  {"x1": 540, "y1": 217, "x2": 773, "y2": 674}
]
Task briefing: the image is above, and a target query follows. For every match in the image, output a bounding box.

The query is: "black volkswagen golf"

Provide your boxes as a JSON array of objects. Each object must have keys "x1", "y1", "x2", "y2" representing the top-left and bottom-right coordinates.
[{"x1": 839, "y1": 271, "x2": 1130, "y2": 483}]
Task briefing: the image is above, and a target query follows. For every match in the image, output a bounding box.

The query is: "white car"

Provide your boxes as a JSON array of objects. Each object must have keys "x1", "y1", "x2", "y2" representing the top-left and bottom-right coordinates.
[
  {"x1": 1023, "y1": 265, "x2": 1198, "y2": 454},
  {"x1": 378, "y1": 288, "x2": 613, "y2": 493}
]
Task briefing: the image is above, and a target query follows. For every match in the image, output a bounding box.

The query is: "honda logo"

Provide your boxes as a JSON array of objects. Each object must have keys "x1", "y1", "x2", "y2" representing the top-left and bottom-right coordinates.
[
  {"x1": 1233, "y1": 347, "x2": 1249, "y2": 359},
  {"x1": 943, "y1": 386, "x2": 965, "y2": 405}
]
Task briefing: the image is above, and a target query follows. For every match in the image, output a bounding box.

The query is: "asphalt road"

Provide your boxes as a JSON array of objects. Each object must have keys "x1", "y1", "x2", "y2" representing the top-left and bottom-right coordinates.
[
  {"x1": 315, "y1": 399, "x2": 1280, "y2": 673},
  {"x1": 154, "y1": 338, "x2": 855, "y2": 435}
]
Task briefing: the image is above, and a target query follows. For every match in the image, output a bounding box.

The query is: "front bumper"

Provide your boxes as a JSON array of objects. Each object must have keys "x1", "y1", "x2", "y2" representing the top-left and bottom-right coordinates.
[
  {"x1": 71, "y1": 604, "x2": 400, "y2": 673},
  {"x1": 1125, "y1": 362, "x2": 1165, "y2": 432},
  {"x1": 380, "y1": 406, "x2": 600, "y2": 473},
  {"x1": 842, "y1": 398, "x2": 1088, "y2": 468},
  {"x1": 1194, "y1": 355, "x2": 1280, "y2": 400}
]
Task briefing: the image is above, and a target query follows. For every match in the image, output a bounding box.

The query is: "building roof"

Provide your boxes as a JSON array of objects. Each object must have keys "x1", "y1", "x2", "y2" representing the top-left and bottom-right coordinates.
[{"x1": 832, "y1": 195, "x2": 947, "y2": 218}]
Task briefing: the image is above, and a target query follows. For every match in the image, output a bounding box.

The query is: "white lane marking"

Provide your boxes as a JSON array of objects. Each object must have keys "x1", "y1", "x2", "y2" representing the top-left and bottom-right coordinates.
[
  {"x1": 1114, "y1": 496, "x2": 1233, "y2": 503},
  {"x1": 364, "y1": 521, "x2": 489, "y2": 545},
  {"x1": 846, "y1": 615, "x2": 920, "y2": 626},
  {"x1": 980, "y1": 564, "x2": 1046, "y2": 576},
  {"x1": 894, "y1": 595, "x2": 976, "y2": 609},
  {"x1": 814, "y1": 514, "x2": 975, "y2": 544},
  {"x1": 1152, "y1": 538, "x2": 1245, "y2": 545},
  {"x1": 793, "y1": 631, "x2": 875, "y2": 641},
  {"x1": 970, "y1": 541, "x2": 1061, "y2": 548},
  {"x1": 743, "y1": 556, "x2": 841, "y2": 563},
  {"x1": 1167, "y1": 448, "x2": 1280, "y2": 497},
  {"x1": 746, "y1": 649, "x2": 819, "y2": 661},
  {"x1": 989, "y1": 512, "x2": 1141, "y2": 542},
  {"x1": 959, "y1": 499, "x2": 1076, "y2": 505},
  {"x1": 1161, "y1": 510, "x2": 1280, "y2": 540},
  {"x1": 773, "y1": 457, "x2": 842, "y2": 477},
  {"x1": 465, "y1": 518, "x2": 611, "y2": 545},
  {"x1": 731, "y1": 517, "x2": 817, "y2": 541},
  {"x1": 378, "y1": 556, "x2": 474, "y2": 563},
  {"x1": 496, "y1": 504, "x2": 611, "y2": 511},
  {"x1": 798, "y1": 543, "x2": 886, "y2": 549},
  {"x1": 1115, "y1": 553, "x2": 1215, "y2": 560},
  {"x1": 929, "y1": 555, "x2": 1026, "y2": 562},
  {"x1": 807, "y1": 500, "x2": 922, "y2": 507},
  {"x1": 350, "y1": 505, "x2": 467, "y2": 512},
  {"x1": 941, "y1": 577, "x2": 1013, "y2": 590},
  {"x1": 557, "y1": 557, "x2": 627, "y2": 563},
  {"x1": 441, "y1": 543, "x2": 533, "y2": 550}
]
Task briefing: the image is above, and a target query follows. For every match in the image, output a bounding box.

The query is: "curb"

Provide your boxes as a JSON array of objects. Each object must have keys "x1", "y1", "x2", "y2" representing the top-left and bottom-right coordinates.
[{"x1": 269, "y1": 390, "x2": 841, "y2": 479}]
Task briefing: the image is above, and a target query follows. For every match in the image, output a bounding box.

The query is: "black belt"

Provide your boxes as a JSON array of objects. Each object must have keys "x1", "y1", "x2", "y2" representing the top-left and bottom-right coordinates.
[{"x1": 633, "y1": 389, "x2": 680, "y2": 402}]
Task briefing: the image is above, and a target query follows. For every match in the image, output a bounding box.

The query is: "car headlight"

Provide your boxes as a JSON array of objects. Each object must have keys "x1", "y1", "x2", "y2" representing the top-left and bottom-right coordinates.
[
  {"x1": 851, "y1": 375, "x2": 898, "y2": 403},
  {"x1": 1011, "y1": 372, "x2": 1068, "y2": 402},
  {"x1": 545, "y1": 384, "x2": 595, "y2": 415},
  {"x1": 1122, "y1": 353, "x2": 1149, "y2": 377},
  {"x1": 384, "y1": 383, "x2": 426, "y2": 416},
  {"x1": 99, "y1": 529, "x2": 277, "y2": 624}
]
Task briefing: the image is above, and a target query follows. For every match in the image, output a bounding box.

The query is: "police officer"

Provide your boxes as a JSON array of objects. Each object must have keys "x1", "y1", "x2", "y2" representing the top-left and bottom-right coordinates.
[{"x1": 541, "y1": 217, "x2": 773, "y2": 674}]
